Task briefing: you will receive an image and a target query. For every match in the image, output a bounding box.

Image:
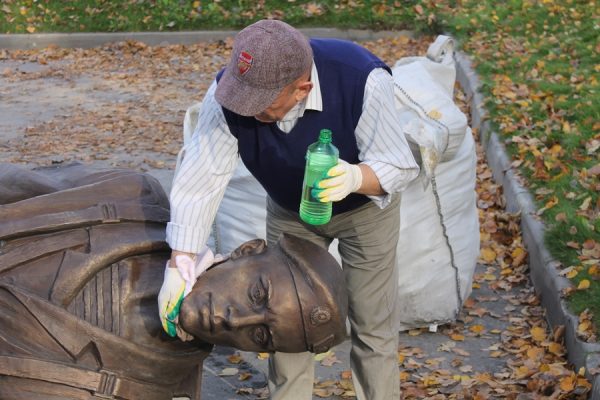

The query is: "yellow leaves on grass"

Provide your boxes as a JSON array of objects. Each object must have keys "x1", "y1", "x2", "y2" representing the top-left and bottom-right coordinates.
[
  {"x1": 537, "y1": 195, "x2": 559, "y2": 215},
  {"x1": 563, "y1": 267, "x2": 579, "y2": 279},
  {"x1": 577, "y1": 309, "x2": 597, "y2": 342},
  {"x1": 301, "y1": 2, "x2": 325, "y2": 17},
  {"x1": 559, "y1": 239, "x2": 599, "y2": 299},
  {"x1": 578, "y1": 279, "x2": 591, "y2": 290},
  {"x1": 492, "y1": 74, "x2": 531, "y2": 106},
  {"x1": 589, "y1": 265, "x2": 600, "y2": 279}
]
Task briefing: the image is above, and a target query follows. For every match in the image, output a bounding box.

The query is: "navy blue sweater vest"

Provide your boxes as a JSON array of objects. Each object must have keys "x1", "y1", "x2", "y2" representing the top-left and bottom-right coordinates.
[{"x1": 217, "y1": 38, "x2": 391, "y2": 215}]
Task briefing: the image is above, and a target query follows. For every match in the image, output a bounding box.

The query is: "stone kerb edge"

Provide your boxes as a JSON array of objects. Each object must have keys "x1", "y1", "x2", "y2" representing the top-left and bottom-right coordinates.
[
  {"x1": 455, "y1": 50, "x2": 600, "y2": 398},
  {"x1": 0, "y1": 29, "x2": 413, "y2": 50}
]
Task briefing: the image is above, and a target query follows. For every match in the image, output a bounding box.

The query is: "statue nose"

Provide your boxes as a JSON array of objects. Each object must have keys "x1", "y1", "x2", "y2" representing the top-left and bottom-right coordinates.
[{"x1": 219, "y1": 307, "x2": 265, "y2": 329}]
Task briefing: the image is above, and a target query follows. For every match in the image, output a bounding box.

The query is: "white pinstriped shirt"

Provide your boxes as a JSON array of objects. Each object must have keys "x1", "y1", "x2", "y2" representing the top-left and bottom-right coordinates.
[{"x1": 167, "y1": 63, "x2": 419, "y2": 253}]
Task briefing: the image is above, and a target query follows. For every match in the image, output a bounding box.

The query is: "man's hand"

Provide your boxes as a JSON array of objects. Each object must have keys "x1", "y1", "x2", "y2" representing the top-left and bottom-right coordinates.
[
  {"x1": 158, "y1": 263, "x2": 187, "y2": 338},
  {"x1": 158, "y1": 247, "x2": 222, "y2": 340},
  {"x1": 312, "y1": 159, "x2": 363, "y2": 202}
]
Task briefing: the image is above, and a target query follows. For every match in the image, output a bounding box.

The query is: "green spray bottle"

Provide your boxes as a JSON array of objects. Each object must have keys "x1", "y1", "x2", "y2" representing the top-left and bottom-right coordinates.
[{"x1": 299, "y1": 129, "x2": 339, "y2": 225}]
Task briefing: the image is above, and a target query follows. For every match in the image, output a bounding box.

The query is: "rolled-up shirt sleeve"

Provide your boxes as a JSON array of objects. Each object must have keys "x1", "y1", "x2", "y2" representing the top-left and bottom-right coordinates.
[
  {"x1": 356, "y1": 68, "x2": 419, "y2": 208},
  {"x1": 166, "y1": 80, "x2": 239, "y2": 253}
]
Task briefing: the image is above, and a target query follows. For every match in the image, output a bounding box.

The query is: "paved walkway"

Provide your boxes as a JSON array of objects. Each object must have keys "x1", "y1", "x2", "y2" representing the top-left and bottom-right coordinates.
[{"x1": 0, "y1": 34, "x2": 593, "y2": 399}]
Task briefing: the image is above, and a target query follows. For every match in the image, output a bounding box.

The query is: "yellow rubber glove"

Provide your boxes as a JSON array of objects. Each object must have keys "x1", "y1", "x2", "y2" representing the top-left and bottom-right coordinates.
[
  {"x1": 158, "y1": 262, "x2": 186, "y2": 338},
  {"x1": 158, "y1": 248, "x2": 226, "y2": 339},
  {"x1": 312, "y1": 159, "x2": 363, "y2": 202}
]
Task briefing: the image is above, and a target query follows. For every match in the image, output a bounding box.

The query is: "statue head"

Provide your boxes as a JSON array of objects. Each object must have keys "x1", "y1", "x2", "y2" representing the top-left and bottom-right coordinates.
[{"x1": 180, "y1": 233, "x2": 348, "y2": 354}]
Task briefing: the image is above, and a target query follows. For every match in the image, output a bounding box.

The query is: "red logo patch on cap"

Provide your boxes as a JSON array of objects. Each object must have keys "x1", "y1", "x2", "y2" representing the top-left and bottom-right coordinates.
[{"x1": 237, "y1": 51, "x2": 253, "y2": 76}]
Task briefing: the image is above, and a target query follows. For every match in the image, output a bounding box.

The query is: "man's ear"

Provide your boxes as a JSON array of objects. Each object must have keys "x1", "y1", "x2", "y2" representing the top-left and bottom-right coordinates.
[
  {"x1": 230, "y1": 238, "x2": 267, "y2": 260},
  {"x1": 295, "y1": 81, "x2": 313, "y2": 102}
]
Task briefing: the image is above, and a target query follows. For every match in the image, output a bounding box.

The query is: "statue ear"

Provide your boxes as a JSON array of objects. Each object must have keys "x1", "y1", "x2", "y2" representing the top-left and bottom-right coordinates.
[{"x1": 230, "y1": 239, "x2": 267, "y2": 260}]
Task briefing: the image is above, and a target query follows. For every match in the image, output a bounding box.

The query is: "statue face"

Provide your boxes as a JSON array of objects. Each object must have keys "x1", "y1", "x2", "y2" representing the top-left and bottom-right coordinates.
[{"x1": 179, "y1": 239, "x2": 306, "y2": 353}]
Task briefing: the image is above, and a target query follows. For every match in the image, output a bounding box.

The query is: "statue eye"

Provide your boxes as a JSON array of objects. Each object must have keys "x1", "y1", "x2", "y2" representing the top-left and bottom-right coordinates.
[
  {"x1": 251, "y1": 325, "x2": 270, "y2": 346},
  {"x1": 249, "y1": 279, "x2": 269, "y2": 306}
]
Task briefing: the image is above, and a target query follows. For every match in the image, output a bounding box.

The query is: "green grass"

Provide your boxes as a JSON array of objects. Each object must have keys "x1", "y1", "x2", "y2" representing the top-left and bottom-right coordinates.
[
  {"x1": 0, "y1": 0, "x2": 425, "y2": 33},
  {"x1": 439, "y1": 0, "x2": 599, "y2": 327},
  {"x1": 1, "y1": 0, "x2": 598, "y2": 333}
]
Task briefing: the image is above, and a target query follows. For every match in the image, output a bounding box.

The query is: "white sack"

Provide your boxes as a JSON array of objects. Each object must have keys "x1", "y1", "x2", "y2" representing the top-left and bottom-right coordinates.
[
  {"x1": 395, "y1": 129, "x2": 479, "y2": 330},
  {"x1": 391, "y1": 35, "x2": 479, "y2": 330}
]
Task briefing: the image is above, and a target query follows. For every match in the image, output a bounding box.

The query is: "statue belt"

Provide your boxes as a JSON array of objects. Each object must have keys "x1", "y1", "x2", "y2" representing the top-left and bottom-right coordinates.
[{"x1": 0, "y1": 355, "x2": 172, "y2": 399}]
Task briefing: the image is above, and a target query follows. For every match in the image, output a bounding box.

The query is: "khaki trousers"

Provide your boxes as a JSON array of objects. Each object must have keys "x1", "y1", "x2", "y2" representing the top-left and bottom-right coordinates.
[{"x1": 266, "y1": 196, "x2": 401, "y2": 400}]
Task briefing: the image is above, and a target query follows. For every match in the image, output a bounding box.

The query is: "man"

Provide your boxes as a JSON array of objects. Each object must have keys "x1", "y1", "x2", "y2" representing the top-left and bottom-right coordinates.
[{"x1": 159, "y1": 19, "x2": 419, "y2": 399}]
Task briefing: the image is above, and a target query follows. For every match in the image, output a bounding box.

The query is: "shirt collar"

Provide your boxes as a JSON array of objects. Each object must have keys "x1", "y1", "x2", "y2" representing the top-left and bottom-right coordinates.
[{"x1": 305, "y1": 62, "x2": 322, "y2": 112}]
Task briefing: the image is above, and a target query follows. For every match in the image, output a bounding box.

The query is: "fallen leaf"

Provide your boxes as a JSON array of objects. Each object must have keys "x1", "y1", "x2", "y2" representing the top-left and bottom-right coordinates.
[
  {"x1": 578, "y1": 279, "x2": 591, "y2": 290},
  {"x1": 238, "y1": 372, "x2": 252, "y2": 381},
  {"x1": 559, "y1": 374, "x2": 576, "y2": 391},
  {"x1": 469, "y1": 325, "x2": 485, "y2": 335},
  {"x1": 451, "y1": 333, "x2": 465, "y2": 341},
  {"x1": 511, "y1": 247, "x2": 527, "y2": 266},
  {"x1": 227, "y1": 354, "x2": 242, "y2": 364},
  {"x1": 218, "y1": 367, "x2": 238, "y2": 376},
  {"x1": 314, "y1": 350, "x2": 333, "y2": 362},
  {"x1": 480, "y1": 247, "x2": 497, "y2": 263},
  {"x1": 320, "y1": 353, "x2": 341, "y2": 367},
  {"x1": 530, "y1": 326, "x2": 547, "y2": 342},
  {"x1": 341, "y1": 370, "x2": 352, "y2": 380}
]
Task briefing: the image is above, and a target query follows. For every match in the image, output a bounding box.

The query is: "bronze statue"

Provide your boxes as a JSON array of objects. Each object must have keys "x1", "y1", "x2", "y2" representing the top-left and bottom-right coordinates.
[
  {"x1": 0, "y1": 162, "x2": 210, "y2": 400},
  {"x1": 0, "y1": 162, "x2": 348, "y2": 399}
]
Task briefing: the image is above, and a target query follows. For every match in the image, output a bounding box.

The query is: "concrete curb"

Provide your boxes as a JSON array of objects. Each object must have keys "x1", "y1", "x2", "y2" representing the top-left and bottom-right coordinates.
[
  {"x1": 455, "y1": 51, "x2": 600, "y2": 398},
  {"x1": 0, "y1": 29, "x2": 413, "y2": 50}
]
